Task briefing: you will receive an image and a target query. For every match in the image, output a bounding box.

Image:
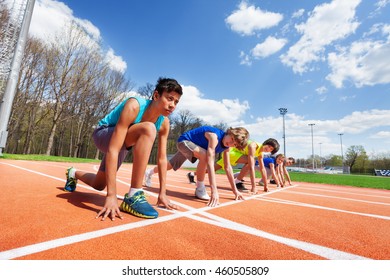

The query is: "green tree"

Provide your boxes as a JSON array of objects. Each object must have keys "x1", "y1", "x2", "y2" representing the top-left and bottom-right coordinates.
[{"x1": 345, "y1": 145, "x2": 367, "y2": 172}]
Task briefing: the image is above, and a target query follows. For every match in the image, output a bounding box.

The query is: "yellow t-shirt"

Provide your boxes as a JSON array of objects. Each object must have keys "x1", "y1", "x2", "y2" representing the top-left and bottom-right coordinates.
[{"x1": 217, "y1": 140, "x2": 263, "y2": 169}]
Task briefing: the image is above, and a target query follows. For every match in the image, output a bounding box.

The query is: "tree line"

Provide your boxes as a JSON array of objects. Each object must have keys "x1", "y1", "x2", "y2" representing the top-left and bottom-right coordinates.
[{"x1": 294, "y1": 145, "x2": 390, "y2": 175}]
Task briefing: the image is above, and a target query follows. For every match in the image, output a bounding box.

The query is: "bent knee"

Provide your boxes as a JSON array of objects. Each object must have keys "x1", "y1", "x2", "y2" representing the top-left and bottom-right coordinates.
[
  {"x1": 92, "y1": 182, "x2": 106, "y2": 191},
  {"x1": 138, "y1": 122, "x2": 157, "y2": 139}
]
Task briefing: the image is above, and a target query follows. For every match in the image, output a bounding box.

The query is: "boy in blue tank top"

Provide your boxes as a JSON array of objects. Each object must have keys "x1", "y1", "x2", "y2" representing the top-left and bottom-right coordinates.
[
  {"x1": 145, "y1": 126, "x2": 249, "y2": 207},
  {"x1": 63, "y1": 77, "x2": 183, "y2": 220}
]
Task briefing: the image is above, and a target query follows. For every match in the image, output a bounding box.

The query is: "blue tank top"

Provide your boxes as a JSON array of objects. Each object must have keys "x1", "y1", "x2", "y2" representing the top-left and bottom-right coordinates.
[
  {"x1": 98, "y1": 96, "x2": 165, "y2": 131},
  {"x1": 178, "y1": 126, "x2": 227, "y2": 153}
]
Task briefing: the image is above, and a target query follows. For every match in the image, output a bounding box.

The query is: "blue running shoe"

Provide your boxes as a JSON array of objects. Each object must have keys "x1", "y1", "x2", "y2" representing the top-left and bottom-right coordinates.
[
  {"x1": 119, "y1": 191, "x2": 158, "y2": 219},
  {"x1": 64, "y1": 167, "x2": 77, "y2": 192}
]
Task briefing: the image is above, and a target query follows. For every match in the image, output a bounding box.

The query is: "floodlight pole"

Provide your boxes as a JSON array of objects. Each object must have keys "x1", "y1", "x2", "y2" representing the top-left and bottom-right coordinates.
[
  {"x1": 0, "y1": 0, "x2": 36, "y2": 156},
  {"x1": 319, "y1": 142, "x2": 322, "y2": 168},
  {"x1": 279, "y1": 108, "x2": 287, "y2": 155},
  {"x1": 338, "y1": 133, "x2": 344, "y2": 171},
  {"x1": 308, "y1": 123, "x2": 315, "y2": 171}
]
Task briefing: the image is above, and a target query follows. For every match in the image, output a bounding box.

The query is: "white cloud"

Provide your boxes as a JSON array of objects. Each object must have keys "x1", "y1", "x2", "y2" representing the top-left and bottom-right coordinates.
[
  {"x1": 29, "y1": 0, "x2": 74, "y2": 41},
  {"x1": 73, "y1": 18, "x2": 101, "y2": 42},
  {"x1": 280, "y1": 0, "x2": 361, "y2": 74},
  {"x1": 326, "y1": 25, "x2": 390, "y2": 88},
  {"x1": 241, "y1": 110, "x2": 390, "y2": 158},
  {"x1": 251, "y1": 36, "x2": 287, "y2": 59},
  {"x1": 315, "y1": 86, "x2": 328, "y2": 95},
  {"x1": 105, "y1": 48, "x2": 127, "y2": 74},
  {"x1": 29, "y1": 0, "x2": 100, "y2": 42},
  {"x1": 292, "y1": 9, "x2": 305, "y2": 19},
  {"x1": 376, "y1": 0, "x2": 390, "y2": 8},
  {"x1": 225, "y1": 1, "x2": 283, "y2": 36},
  {"x1": 370, "y1": 130, "x2": 390, "y2": 139},
  {"x1": 27, "y1": 0, "x2": 126, "y2": 73},
  {"x1": 175, "y1": 85, "x2": 250, "y2": 125},
  {"x1": 239, "y1": 51, "x2": 252, "y2": 66},
  {"x1": 339, "y1": 95, "x2": 356, "y2": 102}
]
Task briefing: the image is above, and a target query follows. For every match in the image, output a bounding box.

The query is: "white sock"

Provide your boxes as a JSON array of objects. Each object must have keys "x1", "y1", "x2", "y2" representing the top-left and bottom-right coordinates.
[
  {"x1": 196, "y1": 181, "x2": 205, "y2": 189},
  {"x1": 235, "y1": 178, "x2": 242, "y2": 184},
  {"x1": 68, "y1": 167, "x2": 76, "y2": 178},
  {"x1": 129, "y1": 188, "x2": 143, "y2": 197}
]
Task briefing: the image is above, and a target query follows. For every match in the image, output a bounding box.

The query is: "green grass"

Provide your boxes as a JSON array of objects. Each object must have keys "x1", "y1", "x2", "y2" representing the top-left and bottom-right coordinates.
[
  {"x1": 214, "y1": 169, "x2": 389, "y2": 190},
  {"x1": 289, "y1": 172, "x2": 389, "y2": 190},
  {"x1": 1, "y1": 153, "x2": 100, "y2": 163},
  {"x1": 2, "y1": 154, "x2": 389, "y2": 190}
]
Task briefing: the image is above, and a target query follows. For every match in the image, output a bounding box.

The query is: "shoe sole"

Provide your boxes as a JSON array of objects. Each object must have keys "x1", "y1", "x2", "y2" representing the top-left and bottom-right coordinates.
[
  {"x1": 195, "y1": 193, "x2": 210, "y2": 200},
  {"x1": 195, "y1": 196, "x2": 210, "y2": 200},
  {"x1": 119, "y1": 201, "x2": 158, "y2": 219}
]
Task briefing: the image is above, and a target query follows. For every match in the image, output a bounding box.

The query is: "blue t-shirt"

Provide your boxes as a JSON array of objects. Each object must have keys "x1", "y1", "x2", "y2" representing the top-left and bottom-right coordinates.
[
  {"x1": 178, "y1": 126, "x2": 227, "y2": 153},
  {"x1": 255, "y1": 156, "x2": 276, "y2": 168},
  {"x1": 98, "y1": 96, "x2": 165, "y2": 131}
]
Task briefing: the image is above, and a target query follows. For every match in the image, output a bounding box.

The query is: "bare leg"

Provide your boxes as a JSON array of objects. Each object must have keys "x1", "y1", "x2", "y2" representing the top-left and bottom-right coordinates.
[
  {"x1": 193, "y1": 149, "x2": 207, "y2": 182},
  {"x1": 76, "y1": 170, "x2": 106, "y2": 191},
  {"x1": 125, "y1": 122, "x2": 157, "y2": 190},
  {"x1": 236, "y1": 163, "x2": 250, "y2": 181},
  {"x1": 152, "y1": 161, "x2": 173, "y2": 173}
]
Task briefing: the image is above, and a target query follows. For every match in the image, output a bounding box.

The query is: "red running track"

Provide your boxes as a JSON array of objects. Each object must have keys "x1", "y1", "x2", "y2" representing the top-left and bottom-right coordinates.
[{"x1": 0, "y1": 159, "x2": 389, "y2": 260}]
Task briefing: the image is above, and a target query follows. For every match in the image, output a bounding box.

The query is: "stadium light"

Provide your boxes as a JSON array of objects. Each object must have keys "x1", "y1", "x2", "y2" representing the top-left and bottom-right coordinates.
[
  {"x1": 278, "y1": 108, "x2": 287, "y2": 155},
  {"x1": 319, "y1": 142, "x2": 322, "y2": 168},
  {"x1": 308, "y1": 123, "x2": 315, "y2": 171},
  {"x1": 338, "y1": 133, "x2": 344, "y2": 171}
]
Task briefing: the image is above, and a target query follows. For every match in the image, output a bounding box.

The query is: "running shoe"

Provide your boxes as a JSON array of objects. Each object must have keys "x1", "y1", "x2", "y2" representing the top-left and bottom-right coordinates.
[
  {"x1": 187, "y1": 172, "x2": 195, "y2": 184},
  {"x1": 258, "y1": 180, "x2": 264, "y2": 186},
  {"x1": 144, "y1": 168, "x2": 153, "y2": 187},
  {"x1": 119, "y1": 191, "x2": 158, "y2": 219},
  {"x1": 64, "y1": 167, "x2": 77, "y2": 192},
  {"x1": 195, "y1": 186, "x2": 210, "y2": 200},
  {"x1": 236, "y1": 182, "x2": 249, "y2": 192}
]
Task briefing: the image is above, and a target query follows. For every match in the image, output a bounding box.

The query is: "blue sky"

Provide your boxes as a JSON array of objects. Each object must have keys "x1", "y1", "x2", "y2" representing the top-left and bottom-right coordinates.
[{"x1": 21, "y1": 0, "x2": 390, "y2": 159}]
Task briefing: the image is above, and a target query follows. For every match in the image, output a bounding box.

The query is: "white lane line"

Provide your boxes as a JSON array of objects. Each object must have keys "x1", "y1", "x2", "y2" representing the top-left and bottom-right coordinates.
[
  {"x1": 0, "y1": 198, "x2": 371, "y2": 260},
  {"x1": 284, "y1": 190, "x2": 390, "y2": 206},
  {"x1": 0, "y1": 162, "x2": 371, "y2": 260},
  {"x1": 294, "y1": 186, "x2": 390, "y2": 200},
  {"x1": 257, "y1": 197, "x2": 390, "y2": 220},
  {"x1": 184, "y1": 212, "x2": 370, "y2": 260}
]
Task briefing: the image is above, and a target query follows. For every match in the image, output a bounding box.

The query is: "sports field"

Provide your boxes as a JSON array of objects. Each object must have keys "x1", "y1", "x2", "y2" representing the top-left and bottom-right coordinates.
[{"x1": 0, "y1": 159, "x2": 389, "y2": 278}]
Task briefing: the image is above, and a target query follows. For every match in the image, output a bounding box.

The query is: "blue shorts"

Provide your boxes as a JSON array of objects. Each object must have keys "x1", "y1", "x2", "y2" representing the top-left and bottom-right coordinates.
[{"x1": 92, "y1": 126, "x2": 129, "y2": 172}]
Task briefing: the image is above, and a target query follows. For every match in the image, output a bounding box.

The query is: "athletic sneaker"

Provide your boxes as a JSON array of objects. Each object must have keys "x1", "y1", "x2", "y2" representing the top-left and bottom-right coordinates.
[
  {"x1": 64, "y1": 167, "x2": 77, "y2": 192},
  {"x1": 270, "y1": 179, "x2": 276, "y2": 184},
  {"x1": 187, "y1": 172, "x2": 195, "y2": 184},
  {"x1": 258, "y1": 181, "x2": 264, "y2": 186},
  {"x1": 144, "y1": 168, "x2": 153, "y2": 187},
  {"x1": 119, "y1": 191, "x2": 158, "y2": 219},
  {"x1": 195, "y1": 187, "x2": 210, "y2": 200},
  {"x1": 236, "y1": 182, "x2": 249, "y2": 193}
]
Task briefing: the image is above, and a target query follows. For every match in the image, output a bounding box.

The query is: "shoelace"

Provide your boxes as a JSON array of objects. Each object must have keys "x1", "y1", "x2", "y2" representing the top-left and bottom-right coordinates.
[{"x1": 130, "y1": 193, "x2": 147, "y2": 205}]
